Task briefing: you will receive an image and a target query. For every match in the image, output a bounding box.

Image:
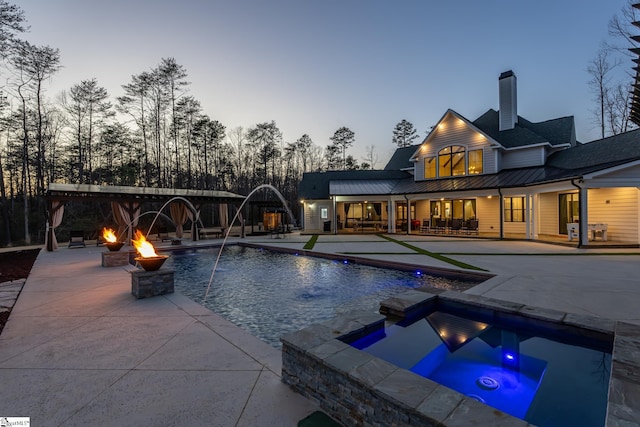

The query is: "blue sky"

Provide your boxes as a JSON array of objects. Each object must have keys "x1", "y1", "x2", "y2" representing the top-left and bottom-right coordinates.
[{"x1": 18, "y1": 0, "x2": 630, "y2": 167}]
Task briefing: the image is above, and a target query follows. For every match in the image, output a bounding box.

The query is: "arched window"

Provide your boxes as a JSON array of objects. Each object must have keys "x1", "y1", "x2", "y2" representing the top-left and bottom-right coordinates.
[{"x1": 438, "y1": 145, "x2": 466, "y2": 177}]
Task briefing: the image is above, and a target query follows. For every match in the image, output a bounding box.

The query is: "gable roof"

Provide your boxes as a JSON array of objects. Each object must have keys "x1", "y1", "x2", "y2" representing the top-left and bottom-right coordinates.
[
  {"x1": 384, "y1": 144, "x2": 419, "y2": 170},
  {"x1": 472, "y1": 109, "x2": 576, "y2": 149}
]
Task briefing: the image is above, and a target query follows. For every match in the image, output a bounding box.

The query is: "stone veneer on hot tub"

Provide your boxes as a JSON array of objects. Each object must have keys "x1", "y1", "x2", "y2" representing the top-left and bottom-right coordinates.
[{"x1": 281, "y1": 289, "x2": 640, "y2": 426}]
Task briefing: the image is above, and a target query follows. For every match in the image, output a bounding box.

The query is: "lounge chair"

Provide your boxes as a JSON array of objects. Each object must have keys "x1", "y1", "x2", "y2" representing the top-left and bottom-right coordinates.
[{"x1": 68, "y1": 230, "x2": 86, "y2": 248}]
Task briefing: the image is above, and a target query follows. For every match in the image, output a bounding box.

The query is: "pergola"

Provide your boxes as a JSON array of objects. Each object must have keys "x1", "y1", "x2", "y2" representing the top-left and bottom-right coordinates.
[{"x1": 44, "y1": 183, "x2": 246, "y2": 251}]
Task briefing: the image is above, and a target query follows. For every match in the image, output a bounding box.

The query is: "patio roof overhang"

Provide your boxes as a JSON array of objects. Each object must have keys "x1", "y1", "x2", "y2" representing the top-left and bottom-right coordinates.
[{"x1": 45, "y1": 183, "x2": 246, "y2": 203}]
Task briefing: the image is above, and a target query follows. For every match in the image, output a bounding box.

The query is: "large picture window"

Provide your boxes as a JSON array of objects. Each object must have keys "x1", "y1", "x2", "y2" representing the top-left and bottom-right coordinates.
[
  {"x1": 504, "y1": 197, "x2": 525, "y2": 222},
  {"x1": 438, "y1": 145, "x2": 466, "y2": 177}
]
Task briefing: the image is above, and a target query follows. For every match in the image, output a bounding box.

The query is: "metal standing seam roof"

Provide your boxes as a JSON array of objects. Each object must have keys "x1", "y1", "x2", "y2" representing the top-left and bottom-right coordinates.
[
  {"x1": 329, "y1": 180, "x2": 399, "y2": 195},
  {"x1": 45, "y1": 183, "x2": 246, "y2": 202}
]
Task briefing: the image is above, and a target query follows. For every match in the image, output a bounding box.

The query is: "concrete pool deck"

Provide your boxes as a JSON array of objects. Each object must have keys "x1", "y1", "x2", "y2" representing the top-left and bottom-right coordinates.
[{"x1": 0, "y1": 233, "x2": 639, "y2": 425}]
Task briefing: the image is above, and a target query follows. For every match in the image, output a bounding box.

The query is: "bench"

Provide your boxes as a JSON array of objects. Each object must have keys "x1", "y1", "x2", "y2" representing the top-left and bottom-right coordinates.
[{"x1": 199, "y1": 228, "x2": 224, "y2": 239}]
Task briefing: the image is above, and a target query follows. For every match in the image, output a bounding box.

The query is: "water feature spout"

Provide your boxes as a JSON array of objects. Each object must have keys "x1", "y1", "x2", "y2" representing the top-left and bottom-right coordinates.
[{"x1": 203, "y1": 184, "x2": 295, "y2": 302}]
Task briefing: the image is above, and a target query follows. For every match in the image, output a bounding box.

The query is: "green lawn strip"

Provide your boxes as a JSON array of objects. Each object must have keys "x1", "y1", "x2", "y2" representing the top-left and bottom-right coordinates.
[
  {"x1": 377, "y1": 234, "x2": 487, "y2": 271},
  {"x1": 303, "y1": 234, "x2": 319, "y2": 250}
]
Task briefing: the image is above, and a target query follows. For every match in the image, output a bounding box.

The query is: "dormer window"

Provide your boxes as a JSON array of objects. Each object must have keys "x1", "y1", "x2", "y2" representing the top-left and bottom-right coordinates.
[{"x1": 438, "y1": 145, "x2": 466, "y2": 177}]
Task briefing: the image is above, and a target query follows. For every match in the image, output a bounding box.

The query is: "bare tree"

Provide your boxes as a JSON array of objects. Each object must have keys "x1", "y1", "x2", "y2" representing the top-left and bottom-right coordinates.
[
  {"x1": 362, "y1": 144, "x2": 378, "y2": 169},
  {"x1": 587, "y1": 47, "x2": 620, "y2": 138}
]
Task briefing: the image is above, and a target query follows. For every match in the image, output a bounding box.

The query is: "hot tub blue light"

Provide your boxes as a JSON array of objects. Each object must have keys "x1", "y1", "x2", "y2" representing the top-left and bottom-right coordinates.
[{"x1": 349, "y1": 310, "x2": 611, "y2": 427}]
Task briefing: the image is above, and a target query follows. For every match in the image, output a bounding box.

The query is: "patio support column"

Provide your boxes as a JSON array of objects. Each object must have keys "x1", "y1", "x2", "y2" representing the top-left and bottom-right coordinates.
[
  {"x1": 525, "y1": 193, "x2": 531, "y2": 240},
  {"x1": 332, "y1": 196, "x2": 337, "y2": 235},
  {"x1": 46, "y1": 199, "x2": 54, "y2": 252},
  {"x1": 532, "y1": 193, "x2": 539, "y2": 239},
  {"x1": 498, "y1": 188, "x2": 504, "y2": 239},
  {"x1": 390, "y1": 200, "x2": 396, "y2": 233},
  {"x1": 386, "y1": 198, "x2": 392, "y2": 233},
  {"x1": 579, "y1": 184, "x2": 589, "y2": 246}
]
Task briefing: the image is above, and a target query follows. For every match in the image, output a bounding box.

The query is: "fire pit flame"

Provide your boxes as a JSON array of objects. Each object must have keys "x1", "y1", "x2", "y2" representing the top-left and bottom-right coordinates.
[
  {"x1": 102, "y1": 227, "x2": 124, "y2": 251},
  {"x1": 132, "y1": 230, "x2": 159, "y2": 258},
  {"x1": 102, "y1": 227, "x2": 118, "y2": 243},
  {"x1": 132, "y1": 230, "x2": 167, "y2": 271}
]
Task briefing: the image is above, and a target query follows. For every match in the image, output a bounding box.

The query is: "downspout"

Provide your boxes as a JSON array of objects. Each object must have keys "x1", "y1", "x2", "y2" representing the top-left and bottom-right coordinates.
[
  {"x1": 497, "y1": 188, "x2": 504, "y2": 239},
  {"x1": 571, "y1": 178, "x2": 584, "y2": 247}
]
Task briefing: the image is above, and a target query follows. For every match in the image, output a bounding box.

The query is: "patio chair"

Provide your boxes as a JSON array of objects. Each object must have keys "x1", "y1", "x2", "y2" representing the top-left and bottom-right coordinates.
[
  {"x1": 420, "y1": 219, "x2": 430, "y2": 234},
  {"x1": 465, "y1": 219, "x2": 479, "y2": 235},
  {"x1": 450, "y1": 219, "x2": 462, "y2": 234},
  {"x1": 68, "y1": 230, "x2": 86, "y2": 248}
]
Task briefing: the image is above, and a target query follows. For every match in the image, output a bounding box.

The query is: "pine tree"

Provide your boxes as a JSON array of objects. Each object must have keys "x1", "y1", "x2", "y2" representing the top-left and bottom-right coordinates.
[{"x1": 392, "y1": 119, "x2": 418, "y2": 147}]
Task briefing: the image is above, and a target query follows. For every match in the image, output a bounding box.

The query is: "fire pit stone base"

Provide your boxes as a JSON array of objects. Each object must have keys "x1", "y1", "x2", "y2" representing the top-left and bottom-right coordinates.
[
  {"x1": 102, "y1": 251, "x2": 129, "y2": 267},
  {"x1": 130, "y1": 269, "x2": 174, "y2": 299}
]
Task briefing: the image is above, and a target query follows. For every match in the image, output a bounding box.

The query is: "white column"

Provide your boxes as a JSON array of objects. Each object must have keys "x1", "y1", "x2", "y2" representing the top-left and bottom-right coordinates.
[
  {"x1": 532, "y1": 193, "x2": 539, "y2": 239},
  {"x1": 579, "y1": 186, "x2": 589, "y2": 246},
  {"x1": 525, "y1": 193, "x2": 531, "y2": 240}
]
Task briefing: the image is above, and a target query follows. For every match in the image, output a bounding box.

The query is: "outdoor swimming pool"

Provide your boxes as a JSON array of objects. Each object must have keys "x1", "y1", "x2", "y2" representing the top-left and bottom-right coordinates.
[{"x1": 164, "y1": 245, "x2": 481, "y2": 347}]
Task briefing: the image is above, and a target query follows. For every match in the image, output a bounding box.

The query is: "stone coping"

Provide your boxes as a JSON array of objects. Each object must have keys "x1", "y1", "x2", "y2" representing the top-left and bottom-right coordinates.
[{"x1": 282, "y1": 290, "x2": 639, "y2": 426}]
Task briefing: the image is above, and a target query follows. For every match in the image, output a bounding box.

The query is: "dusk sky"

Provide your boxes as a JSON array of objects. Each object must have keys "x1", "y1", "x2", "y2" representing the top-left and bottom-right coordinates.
[{"x1": 18, "y1": 0, "x2": 630, "y2": 167}]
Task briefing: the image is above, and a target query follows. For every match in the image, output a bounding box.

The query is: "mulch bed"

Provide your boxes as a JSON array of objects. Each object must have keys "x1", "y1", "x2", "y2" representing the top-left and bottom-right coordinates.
[{"x1": 0, "y1": 248, "x2": 40, "y2": 333}]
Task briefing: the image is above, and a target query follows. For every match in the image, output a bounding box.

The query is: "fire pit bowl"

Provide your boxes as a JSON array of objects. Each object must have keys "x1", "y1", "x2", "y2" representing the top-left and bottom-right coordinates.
[
  {"x1": 135, "y1": 255, "x2": 169, "y2": 271},
  {"x1": 104, "y1": 241, "x2": 125, "y2": 252}
]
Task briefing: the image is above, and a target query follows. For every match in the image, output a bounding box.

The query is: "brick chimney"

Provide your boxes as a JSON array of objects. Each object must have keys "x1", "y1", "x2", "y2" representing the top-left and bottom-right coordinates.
[{"x1": 499, "y1": 70, "x2": 517, "y2": 131}]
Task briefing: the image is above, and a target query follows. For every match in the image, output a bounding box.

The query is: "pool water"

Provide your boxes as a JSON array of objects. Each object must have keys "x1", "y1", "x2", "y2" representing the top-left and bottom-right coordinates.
[
  {"x1": 165, "y1": 245, "x2": 478, "y2": 347},
  {"x1": 349, "y1": 310, "x2": 611, "y2": 427}
]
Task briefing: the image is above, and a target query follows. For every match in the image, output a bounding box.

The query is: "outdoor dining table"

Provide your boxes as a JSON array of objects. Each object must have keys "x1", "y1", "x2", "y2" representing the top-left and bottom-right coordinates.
[{"x1": 567, "y1": 223, "x2": 608, "y2": 241}]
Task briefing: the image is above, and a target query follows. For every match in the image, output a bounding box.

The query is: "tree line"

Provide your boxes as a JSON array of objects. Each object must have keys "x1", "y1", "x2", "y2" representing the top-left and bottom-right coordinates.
[
  {"x1": 0, "y1": 1, "x2": 421, "y2": 247},
  {"x1": 3, "y1": 0, "x2": 635, "y2": 248}
]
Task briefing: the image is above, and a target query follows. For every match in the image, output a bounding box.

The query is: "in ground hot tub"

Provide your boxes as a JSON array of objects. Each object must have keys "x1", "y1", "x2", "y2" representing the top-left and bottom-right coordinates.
[{"x1": 281, "y1": 290, "x2": 640, "y2": 426}]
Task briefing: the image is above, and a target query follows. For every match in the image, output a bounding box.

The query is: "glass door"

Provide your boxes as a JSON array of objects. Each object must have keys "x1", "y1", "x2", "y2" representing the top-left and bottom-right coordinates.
[{"x1": 558, "y1": 193, "x2": 579, "y2": 234}]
